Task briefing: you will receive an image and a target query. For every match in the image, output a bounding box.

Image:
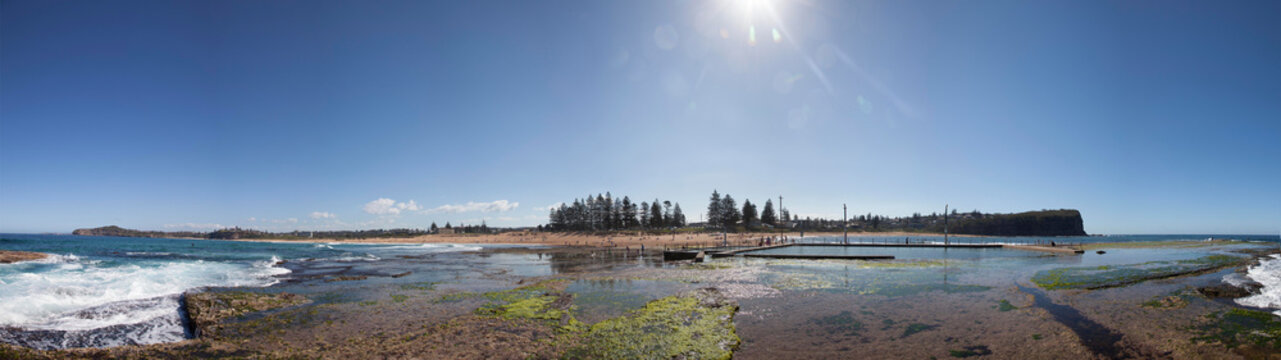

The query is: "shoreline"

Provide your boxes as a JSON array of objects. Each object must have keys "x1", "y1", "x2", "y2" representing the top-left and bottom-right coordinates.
[{"x1": 183, "y1": 231, "x2": 983, "y2": 246}]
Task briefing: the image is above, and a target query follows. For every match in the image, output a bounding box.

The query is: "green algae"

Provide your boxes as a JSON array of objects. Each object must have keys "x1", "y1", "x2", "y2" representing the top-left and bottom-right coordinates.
[
  {"x1": 390, "y1": 294, "x2": 408, "y2": 303},
  {"x1": 1032, "y1": 254, "x2": 1247, "y2": 290},
  {"x1": 1192, "y1": 308, "x2": 1281, "y2": 350},
  {"x1": 565, "y1": 290, "x2": 739, "y2": 360},
  {"x1": 477, "y1": 295, "x2": 565, "y2": 321},
  {"x1": 466, "y1": 280, "x2": 584, "y2": 333},
  {"x1": 996, "y1": 299, "x2": 1017, "y2": 312},
  {"x1": 901, "y1": 323, "x2": 937, "y2": 338},
  {"x1": 770, "y1": 273, "x2": 836, "y2": 291},
  {"x1": 1141, "y1": 289, "x2": 1195, "y2": 309},
  {"x1": 437, "y1": 279, "x2": 570, "y2": 303},
  {"x1": 949, "y1": 345, "x2": 992, "y2": 358}
]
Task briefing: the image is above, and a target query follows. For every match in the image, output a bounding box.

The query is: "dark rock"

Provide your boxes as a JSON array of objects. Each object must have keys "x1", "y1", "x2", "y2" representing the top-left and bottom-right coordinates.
[
  {"x1": 1199, "y1": 282, "x2": 1263, "y2": 299},
  {"x1": 183, "y1": 291, "x2": 307, "y2": 338}
]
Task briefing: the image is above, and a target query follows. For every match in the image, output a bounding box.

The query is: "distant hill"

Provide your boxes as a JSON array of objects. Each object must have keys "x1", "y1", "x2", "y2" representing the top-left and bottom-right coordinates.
[
  {"x1": 71, "y1": 225, "x2": 439, "y2": 240},
  {"x1": 931, "y1": 209, "x2": 1086, "y2": 236},
  {"x1": 71, "y1": 225, "x2": 203, "y2": 238}
]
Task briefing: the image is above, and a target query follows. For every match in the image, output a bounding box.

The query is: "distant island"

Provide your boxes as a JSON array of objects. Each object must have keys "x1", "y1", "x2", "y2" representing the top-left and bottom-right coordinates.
[{"x1": 72, "y1": 225, "x2": 438, "y2": 240}]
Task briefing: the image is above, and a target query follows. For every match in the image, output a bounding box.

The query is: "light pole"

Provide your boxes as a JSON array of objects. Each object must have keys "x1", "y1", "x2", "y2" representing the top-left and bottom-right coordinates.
[
  {"x1": 944, "y1": 204, "x2": 949, "y2": 246},
  {"x1": 843, "y1": 204, "x2": 848, "y2": 245}
]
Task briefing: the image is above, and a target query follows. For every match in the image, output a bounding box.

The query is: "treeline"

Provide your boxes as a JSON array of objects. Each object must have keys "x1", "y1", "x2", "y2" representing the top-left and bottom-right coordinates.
[
  {"x1": 546, "y1": 193, "x2": 686, "y2": 231},
  {"x1": 428, "y1": 221, "x2": 494, "y2": 234},
  {"x1": 783, "y1": 209, "x2": 1086, "y2": 236},
  {"x1": 705, "y1": 190, "x2": 791, "y2": 231}
]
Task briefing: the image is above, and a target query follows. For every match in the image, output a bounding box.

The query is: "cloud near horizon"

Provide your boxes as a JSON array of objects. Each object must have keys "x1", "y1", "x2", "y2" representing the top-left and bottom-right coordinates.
[
  {"x1": 535, "y1": 202, "x2": 565, "y2": 211},
  {"x1": 309, "y1": 211, "x2": 336, "y2": 219},
  {"x1": 425, "y1": 200, "x2": 519, "y2": 214},
  {"x1": 363, "y1": 198, "x2": 421, "y2": 215},
  {"x1": 162, "y1": 223, "x2": 225, "y2": 230}
]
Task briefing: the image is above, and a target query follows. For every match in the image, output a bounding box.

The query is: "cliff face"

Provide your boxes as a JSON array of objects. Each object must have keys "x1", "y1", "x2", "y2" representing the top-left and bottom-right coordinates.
[{"x1": 941, "y1": 209, "x2": 1086, "y2": 236}]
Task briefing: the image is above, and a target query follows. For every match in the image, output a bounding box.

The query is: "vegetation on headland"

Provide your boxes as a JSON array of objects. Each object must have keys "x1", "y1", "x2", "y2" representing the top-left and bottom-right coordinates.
[
  {"x1": 544, "y1": 190, "x2": 1085, "y2": 236},
  {"x1": 1032, "y1": 254, "x2": 1248, "y2": 290},
  {"x1": 71, "y1": 225, "x2": 205, "y2": 238},
  {"x1": 932, "y1": 209, "x2": 1085, "y2": 236}
]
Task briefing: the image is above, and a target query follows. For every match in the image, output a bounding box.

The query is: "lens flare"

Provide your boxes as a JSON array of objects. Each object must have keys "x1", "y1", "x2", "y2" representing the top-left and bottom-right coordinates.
[
  {"x1": 748, "y1": 26, "x2": 757, "y2": 46},
  {"x1": 772, "y1": 28, "x2": 781, "y2": 43}
]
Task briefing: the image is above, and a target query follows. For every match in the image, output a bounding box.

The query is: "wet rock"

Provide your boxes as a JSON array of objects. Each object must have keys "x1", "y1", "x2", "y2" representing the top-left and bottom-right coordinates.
[
  {"x1": 1198, "y1": 282, "x2": 1262, "y2": 299},
  {"x1": 0, "y1": 250, "x2": 48, "y2": 264},
  {"x1": 324, "y1": 275, "x2": 368, "y2": 282},
  {"x1": 183, "y1": 291, "x2": 308, "y2": 338}
]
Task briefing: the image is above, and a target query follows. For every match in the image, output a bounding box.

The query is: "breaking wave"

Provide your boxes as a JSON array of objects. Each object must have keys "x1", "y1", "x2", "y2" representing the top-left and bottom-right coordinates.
[
  {"x1": 1235, "y1": 254, "x2": 1281, "y2": 317},
  {"x1": 0, "y1": 254, "x2": 289, "y2": 349}
]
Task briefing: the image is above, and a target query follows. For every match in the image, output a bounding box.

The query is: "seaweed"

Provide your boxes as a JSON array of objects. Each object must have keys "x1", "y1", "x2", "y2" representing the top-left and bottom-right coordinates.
[
  {"x1": 1192, "y1": 308, "x2": 1281, "y2": 350},
  {"x1": 948, "y1": 345, "x2": 992, "y2": 358},
  {"x1": 901, "y1": 323, "x2": 937, "y2": 338},
  {"x1": 996, "y1": 299, "x2": 1016, "y2": 312},
  {"x1": 564, "y1": 289, "x2": 739, "y2": 360}
]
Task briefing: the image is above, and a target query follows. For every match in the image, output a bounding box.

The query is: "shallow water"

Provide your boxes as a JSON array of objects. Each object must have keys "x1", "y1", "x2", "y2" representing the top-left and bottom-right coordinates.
[{"x1": 741, "y1": 245, "x2": 1041, "y2": 260}]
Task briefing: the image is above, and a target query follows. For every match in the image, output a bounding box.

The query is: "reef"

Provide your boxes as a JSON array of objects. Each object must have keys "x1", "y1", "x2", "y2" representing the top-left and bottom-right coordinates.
[
  {"x1": 1032, "y1": 254, "x2": 1248, "y2": 290},
  {"x1": 0, "y1": 250, "x2": 48, "y2": 263},
  {"x1": 183, "y1": 291, "x2": 309, "y2": 338}
]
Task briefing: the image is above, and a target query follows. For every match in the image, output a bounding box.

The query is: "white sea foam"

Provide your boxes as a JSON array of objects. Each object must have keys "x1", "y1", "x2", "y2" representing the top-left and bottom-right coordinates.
[
  {"x1": 330, "y1": 253, "x2": 381, "y2": 262},
  {"x1": 0, "y1": 253, "x2": 290, "y2": 347},
  {"x1": 1234, "y1": 254, "x2": 1281, "y2": 317},
  {"x1": 341, "y1": 243, "x2": 483, "y2": 253}
]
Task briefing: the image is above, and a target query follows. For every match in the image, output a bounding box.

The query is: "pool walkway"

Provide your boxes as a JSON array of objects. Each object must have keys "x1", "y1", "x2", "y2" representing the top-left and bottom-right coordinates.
[{"x1": 662, "y1": 242, "x2": 1082, "y2": 261}]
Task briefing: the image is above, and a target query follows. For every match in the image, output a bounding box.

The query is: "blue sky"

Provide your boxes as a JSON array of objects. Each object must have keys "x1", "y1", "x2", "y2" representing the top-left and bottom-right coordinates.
[{"x1": 1, "y1": 0, "x2": 1278, "y2": 235}]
